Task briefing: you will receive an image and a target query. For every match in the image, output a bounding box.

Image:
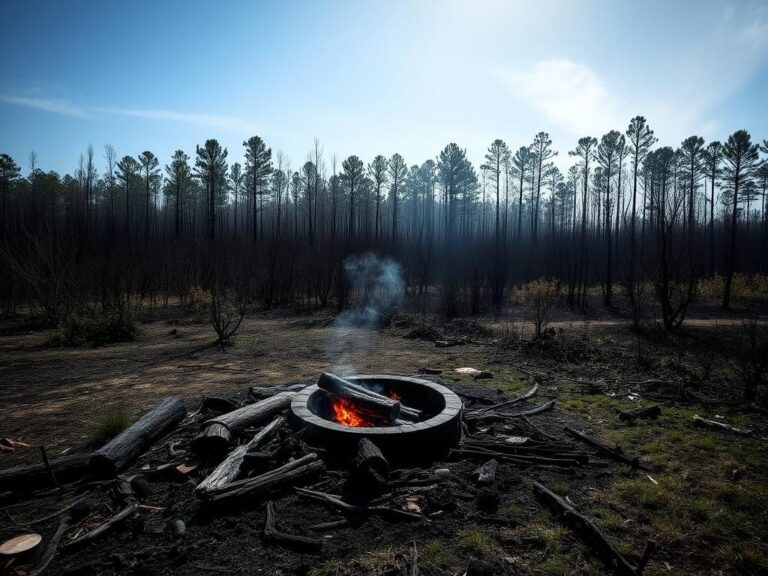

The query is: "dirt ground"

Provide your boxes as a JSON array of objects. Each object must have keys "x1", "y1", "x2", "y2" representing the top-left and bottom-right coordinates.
[{"x1": 1, "y1": 305, "x2": 767, "y2": 575}]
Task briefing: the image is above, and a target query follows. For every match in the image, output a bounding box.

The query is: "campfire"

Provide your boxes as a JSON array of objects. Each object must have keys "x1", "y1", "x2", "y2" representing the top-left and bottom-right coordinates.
[
  {"x1": 0, "y1": 370, "x2": 657, "y2": 576},
  {"x1": 331, "y1": 397, "x2": 375, "y2": 427},
  {"x1": 328, "y1": 377, "x2": 404, "y2": 427}
]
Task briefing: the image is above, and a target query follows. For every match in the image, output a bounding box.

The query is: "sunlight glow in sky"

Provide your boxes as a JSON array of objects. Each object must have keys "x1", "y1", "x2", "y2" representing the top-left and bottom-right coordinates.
[{"x1": 1, "y1": 0, "x2": 766, "y2": 175}]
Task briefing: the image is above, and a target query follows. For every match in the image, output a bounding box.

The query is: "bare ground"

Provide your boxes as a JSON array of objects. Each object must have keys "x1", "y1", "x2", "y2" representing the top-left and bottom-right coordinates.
[{"x1": 1, "y1": 308, "x2": 767, "y2": 575}]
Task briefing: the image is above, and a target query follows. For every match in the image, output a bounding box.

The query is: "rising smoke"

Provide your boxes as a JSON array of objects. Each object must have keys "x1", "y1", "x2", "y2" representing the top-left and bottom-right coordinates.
[{"x1": 326, "y1": 253, "x2": 405, "y2": 375}]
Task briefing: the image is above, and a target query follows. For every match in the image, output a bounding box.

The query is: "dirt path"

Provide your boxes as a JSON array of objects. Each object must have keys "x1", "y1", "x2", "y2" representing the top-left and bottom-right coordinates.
[{"x1": 0, "y1": 316, "x2": 489, "y2": 461}]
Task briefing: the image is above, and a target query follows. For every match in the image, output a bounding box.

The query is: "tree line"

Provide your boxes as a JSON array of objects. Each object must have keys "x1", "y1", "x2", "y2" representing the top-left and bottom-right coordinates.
[{"x1": 0, "y1": 117, "x2": 766, "y2": 327}]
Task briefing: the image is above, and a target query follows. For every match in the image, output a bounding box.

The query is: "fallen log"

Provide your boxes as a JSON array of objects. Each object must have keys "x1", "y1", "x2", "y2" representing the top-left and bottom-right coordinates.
[
  {"x1": 63, "y1": 503, "x2": 138, "y2": 551},
  {"x1": 90, "y1": 397, "x2": 187, "y2": 478},
  {"x1": 263, "y1": 501, "x2": 322, "y2": 552},
  {"x1": 451, "y1": 448, "x2": 582, "y2": 468},
  {"x1": 248, "y1": 382, "x2": 308, "y2": 400},
  {"x1": 196, "y1": 417, "x2": 284, "y2": 496},
  {"x1": 345, "y1": 438, "x2": 390, "y2": 497},
  {"x1": 508, "y1": 399, "x2": 556, "y2": 418},
  {"x1": 208, "y1": 391, "x2": 296, "y2": 432},
  {"x1": 692, "y1": 415, "x2": 752, "y2": 436},
  {"x1": 0, "y1": 454, "x2": 91, "y2": 493},
  {"x1": 564, "y1": 426, "x2": 646, "y2": 470},
  {"x1": 191, "y1": 423, "x2": 231, "y2": 460},
  {"x1": 192, "y1": 392, "x2": 295, "y2": 458},
  {"x1": 317, "y1": 372, "x2": 401, "y2": 422},
  {"x1": 533, "y1": 481, "x2": 654, "y2": 576},
  {"x1": 204, "y1": 453, "x2": 324, "y2": 502},
  {"x1": 475, "y1": 383, "x2": 539, "y2": 414},
  {"x1": 619, "y1": 406, "x2": 661, "y2": 424}
]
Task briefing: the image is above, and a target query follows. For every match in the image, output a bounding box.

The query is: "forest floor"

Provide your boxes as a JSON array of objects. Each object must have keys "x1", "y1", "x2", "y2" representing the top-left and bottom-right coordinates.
[{"x1": 1, "y1": 299, "x2": 767, "y2": 575}]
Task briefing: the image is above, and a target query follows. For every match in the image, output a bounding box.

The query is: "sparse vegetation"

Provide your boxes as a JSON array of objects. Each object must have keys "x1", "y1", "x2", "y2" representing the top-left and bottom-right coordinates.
[{"x1": 88, "y1": 410, "x2": 134, "y2": 447}]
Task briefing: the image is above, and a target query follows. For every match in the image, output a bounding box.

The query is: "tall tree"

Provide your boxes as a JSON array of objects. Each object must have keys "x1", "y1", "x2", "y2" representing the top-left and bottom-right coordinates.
[
  {"x1": 243, "y1": 136, "x2": 273, "y2": 245},
  {"x1": 625, "y1": 116, "x2": 656, "y2": 314},
  {"x1": 721, "y1": 130, "x2": 761, "y2": 309},
  {"x1": 195, "y1": 140, "x2": 227, "y2": 242},
  {"x1": 569, "y1": 136, "x2": 598, "y2": 308},
  {"x1": 529, "y1": 132, "x2": 557, "y2": 256},
  {"x1": 341, "y1": 155, "x2": 364, "y2": 241},
  {"x1": 481, "y1": 139, "x2": 511, "y2": 253},
  {"x1": 388, "y1": 153, "x2": 407, "y2": 247},
  {"x1": 0, "y1": 154, "x2": 20, "y2": 240},
  {"x1": 104, "y1": 145, "x2": 118, "y2": 230},
  {"x1": 166, "y1": 150, "x2": 191, "y2": 239},
  {"x1": 702, "y1": 141, "x2": 722, "y2": 276},
  {"x1": 367, "y1": 155, "x2": 388, "y2": 241},
  {"x1": 598, "y1": 130, "x2": 624, "y2": 305},
  {"x1": 116, "y1": 155, "x2": 140, "y2": 236},
  {"x1": 228, "y1": 162, "x2": 244, "y2": 237},
  {"x1": 138, "y1": 151, "x2": 160, "y2": 241},
  {"x1": 679, "y1": 135, "x2": 705, "y2": 237},
  {"x1": 510, "y1": 146, "x2": 531, "y2": 247}
]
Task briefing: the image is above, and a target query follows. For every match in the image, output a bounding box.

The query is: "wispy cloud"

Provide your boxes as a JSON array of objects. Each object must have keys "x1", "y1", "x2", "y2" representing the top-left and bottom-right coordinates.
[
  {"x1": 95, "y1": 107, "x2": 257, "y2": 132},
  {"x1": 0, "y1": 93, "x2": 256, "y2": 132},
  {"x1": 495, "y1": 59, "x2": 622, "y2": 136},
  {"x1": 0, "y1": 94, "x2": 88, "y2": 117}
]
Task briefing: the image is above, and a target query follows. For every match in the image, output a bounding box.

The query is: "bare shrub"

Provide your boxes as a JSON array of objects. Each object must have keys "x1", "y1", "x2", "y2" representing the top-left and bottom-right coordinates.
[
  {"x1": 186, "y1": 285, "x2": 212, "y2": 322},
  {"x1": 521, "y1": 278, "x2": 558, "y2": 339},
  {"x1": 210, "y1": 286, "x2": 246, "y2": 345}
]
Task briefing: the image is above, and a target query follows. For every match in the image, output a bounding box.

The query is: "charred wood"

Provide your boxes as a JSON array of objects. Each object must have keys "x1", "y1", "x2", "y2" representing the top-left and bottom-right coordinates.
[
  {"x1": 203, "y1": 453, "x2": 324, "y2": 502},
  {"x1": 90, "y1": 396, "x2": 187, "y2": 478},
  {"x1": 619, "y1": 406, "x2": 661, "y2": 424},
  {"x1": 317, "y1": 372, "x2": 402, "y2": 421},
  {"x1": 196, "y1": 417, "x2": 285, "y2": 495},
  {"x1": 564, "y1": 426, "x2": 647, "y2": 470},
  {"x1": 263, "y1": 501, "x2": 322, "y2": 552},
  {"x1": 533, "y1": 481, "x2": 653, "y2": 576}
]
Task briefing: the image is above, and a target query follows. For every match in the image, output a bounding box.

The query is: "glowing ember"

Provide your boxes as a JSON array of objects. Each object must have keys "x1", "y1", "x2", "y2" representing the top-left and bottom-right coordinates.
[
  {"x1": 331, "y1": 397, "x2": 375, "y2": 427},
  {"x1": 389, "y1": 390, "x2": 400, "y2": 401}
]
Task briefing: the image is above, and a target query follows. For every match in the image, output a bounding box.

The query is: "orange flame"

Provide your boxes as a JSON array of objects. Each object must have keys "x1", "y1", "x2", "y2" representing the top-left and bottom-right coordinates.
[{"x1": 331, "y1": 397, "x2": 374, "y2": 427}]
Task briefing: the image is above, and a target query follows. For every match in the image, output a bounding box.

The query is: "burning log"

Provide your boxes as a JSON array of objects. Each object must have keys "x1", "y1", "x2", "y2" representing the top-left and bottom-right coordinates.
[
  {"x1": 90, "y1": 397, "x2": 187, "y2": 478},
  {"x1": 692, "y1": 415, "x2": 752, "y2": 436},
  {"x1": 196, "y1": 417, "x2": 284, "y2": 496},
  {"x1": 564, "y1": 426, "x2": 647, "y2": 470},
  {"x1": 192, "y1": 392, "x2": 295, "y2": 458},
  {"x1": 318, "y1": 372, "x2": 402, "y2": 422},
  {"x1": 263, "y1": 501, "x2": 322, "y2": 552},
  {"x1": 345, "y1": 438, "x2": 389, "y2": 497},
  {"x1": 321, "y1": 372, "x2": 423, "y2": 422},
  {"x1": 618, "y1": 405, "x2": 661, "y2": 424},
  {"x1": 533, "y1": 481, "x2": 654, "y2": 576},
  {"x1": 0, "y1": 453, "x2": 91, "y2": 493},
  {"x1": 203, "y1": 453, "x2": 324, "y2": 502}
]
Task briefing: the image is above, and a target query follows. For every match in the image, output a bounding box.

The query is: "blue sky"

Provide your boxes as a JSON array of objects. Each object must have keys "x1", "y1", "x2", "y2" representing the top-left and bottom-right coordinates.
[{"x1": 1, "y1": 0, "x2": 766, "y2": 176}]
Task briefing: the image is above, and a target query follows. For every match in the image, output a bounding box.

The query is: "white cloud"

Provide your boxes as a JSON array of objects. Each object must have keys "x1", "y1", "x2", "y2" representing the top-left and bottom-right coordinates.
[
  {"x1": 95, "y1": 107, "x2": 257, "y2": 132},
  {"x1": 0, "y1": 94, "x2": 88, "y2": 117},
  {"x1": 739, "y1": 14, "x2": 768, "y2": 51},
  {"x1": 495, "y1": 59, "x2": 622, "y2": 136}
]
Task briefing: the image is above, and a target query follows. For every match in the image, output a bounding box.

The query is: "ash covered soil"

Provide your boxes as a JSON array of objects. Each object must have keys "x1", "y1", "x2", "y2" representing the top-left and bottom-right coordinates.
[{"x1": 1, "y1": 308, "x2": 767, "y2": 575}]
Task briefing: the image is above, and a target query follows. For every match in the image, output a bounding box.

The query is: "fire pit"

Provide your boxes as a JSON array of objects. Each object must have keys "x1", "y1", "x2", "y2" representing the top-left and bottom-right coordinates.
[{"x1": 290, "y1": 374, "x2": 463, "y2": 463}]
